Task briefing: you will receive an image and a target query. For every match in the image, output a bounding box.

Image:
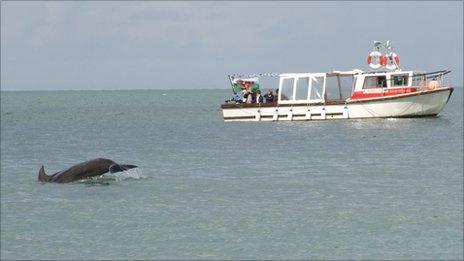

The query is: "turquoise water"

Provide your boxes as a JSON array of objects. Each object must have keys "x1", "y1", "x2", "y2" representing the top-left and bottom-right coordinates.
[{"x1": 1, "y1": 88, "x2": 463, "y2": 260}]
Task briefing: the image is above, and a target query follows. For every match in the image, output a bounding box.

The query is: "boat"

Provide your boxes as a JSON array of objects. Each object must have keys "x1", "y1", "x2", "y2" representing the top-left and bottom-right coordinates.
[{"x1": 220, "y1": 41, "x2": 454, "y2": 122}]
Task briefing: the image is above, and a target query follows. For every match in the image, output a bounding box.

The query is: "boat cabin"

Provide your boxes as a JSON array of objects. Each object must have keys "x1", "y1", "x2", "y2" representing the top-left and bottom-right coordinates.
[{"x1": 275, "y1": 70, "x2": 447, "y2": 104}]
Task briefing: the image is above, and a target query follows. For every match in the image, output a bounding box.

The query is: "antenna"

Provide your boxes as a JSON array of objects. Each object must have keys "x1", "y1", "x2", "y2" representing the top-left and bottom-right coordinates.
[
  {"x1": 373, "y1": 41, "x2": 383, "y2": 51},
  {"x1": 385, "y1": 40, "x2": 392, "y2": 52}
]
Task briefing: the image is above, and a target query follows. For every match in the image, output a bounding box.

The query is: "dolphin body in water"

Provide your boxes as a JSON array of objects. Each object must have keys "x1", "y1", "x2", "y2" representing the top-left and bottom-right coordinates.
[{"x1": 38, "y1": 158, "x2": 138, "y2": 183}]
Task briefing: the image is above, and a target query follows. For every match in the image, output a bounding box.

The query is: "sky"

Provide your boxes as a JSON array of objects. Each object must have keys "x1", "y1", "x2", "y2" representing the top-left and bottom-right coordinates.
[{"x1": 1, "y1": 1, "x2": 463, "y2": 91}]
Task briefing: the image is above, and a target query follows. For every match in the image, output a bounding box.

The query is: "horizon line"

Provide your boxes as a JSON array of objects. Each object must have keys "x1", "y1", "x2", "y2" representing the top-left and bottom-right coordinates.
[
  {"x1": 0, "y1": 87, "x2": 233, "y2": 92},
  {"x1": 1, "y1": 85, "x2": 463, "y2": 92}
]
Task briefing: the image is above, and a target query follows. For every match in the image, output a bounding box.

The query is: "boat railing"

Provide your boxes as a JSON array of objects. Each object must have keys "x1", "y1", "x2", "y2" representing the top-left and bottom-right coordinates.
[{"x1": 412, "y1": 70, "x2": 451, "y2": 90}]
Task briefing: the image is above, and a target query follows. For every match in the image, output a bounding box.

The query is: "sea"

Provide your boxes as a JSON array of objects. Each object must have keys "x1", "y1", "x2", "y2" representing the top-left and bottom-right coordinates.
[{"x1": 1, "y1": 88, "x2": 463, "y2": 260}]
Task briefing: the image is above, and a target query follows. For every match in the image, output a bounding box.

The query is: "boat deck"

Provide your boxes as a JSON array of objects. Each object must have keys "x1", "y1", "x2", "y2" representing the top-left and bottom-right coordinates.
[{"x1": 221, "y1": 99, "x2": 346, "y2": 109}]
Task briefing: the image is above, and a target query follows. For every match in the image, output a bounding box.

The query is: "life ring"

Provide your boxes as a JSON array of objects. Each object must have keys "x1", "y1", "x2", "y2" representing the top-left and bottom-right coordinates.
[
  {"x1": 385, "y1": 52, "x2": 400, "y2": 70},
  {"x1": 367, "y1": 51, "x2": 383, "y2": 69}
]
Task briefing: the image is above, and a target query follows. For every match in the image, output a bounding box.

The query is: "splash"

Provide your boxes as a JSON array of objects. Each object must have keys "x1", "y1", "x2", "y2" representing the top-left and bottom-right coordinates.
[
  {"x1": 109, "y1": 168, "x2": 144, "y2": 182},
  {"x1": 78, "y1": 168, "x2": 144, "y2": 185}
]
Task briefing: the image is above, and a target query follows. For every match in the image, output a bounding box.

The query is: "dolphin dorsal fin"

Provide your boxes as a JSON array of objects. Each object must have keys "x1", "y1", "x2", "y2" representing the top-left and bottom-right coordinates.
[
  {"x1": 38, "y1": 165, "x2": 50, "y2": 182},
  {"x1": 109, "y1": 164, "x2": 138, "y2": 174}
]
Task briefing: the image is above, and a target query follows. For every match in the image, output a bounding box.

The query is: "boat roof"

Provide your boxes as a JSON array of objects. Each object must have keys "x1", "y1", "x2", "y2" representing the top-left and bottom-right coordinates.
[
  {"x1": 279, "y1": 69, "x2": 421, "y2": 78},
  {"x1": 230, "y1": 69, "x2": 448, "y2": 79}
]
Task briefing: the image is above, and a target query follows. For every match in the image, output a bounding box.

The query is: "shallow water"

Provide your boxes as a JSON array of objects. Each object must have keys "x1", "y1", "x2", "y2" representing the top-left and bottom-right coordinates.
[{"x1": 1, "y1": 88, "x2": 463, "y2": 260}]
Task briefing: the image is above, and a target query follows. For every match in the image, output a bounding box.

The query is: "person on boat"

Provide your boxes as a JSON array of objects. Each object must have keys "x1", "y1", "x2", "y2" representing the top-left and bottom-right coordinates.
[
  {"x1": 255, "y1": 90, "x2": 264, "y2": 104},
  {"x1": 241, "y1": 89, "x2": 248, "y2": 103},
  {"x1": 377, "y1": 77, "x2": 387, "y2": 88},
  {"x1": 264, "y1": 89, "x2": 275, "y2": 103},
  {"x1": 248, "y1": 90, "x2": 255, "y2": 103},
  {"x1": 244, "y1": 90, "x2": 253, "y2": 104},
  {"x1": 226, "y1": 92, "x2": 242, "y2": 103}
]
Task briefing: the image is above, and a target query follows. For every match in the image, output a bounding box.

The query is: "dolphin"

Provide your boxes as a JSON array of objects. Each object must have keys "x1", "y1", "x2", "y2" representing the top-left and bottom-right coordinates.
[{"x1": 38, "y1": 158, "x2": 137, "y2": 183}]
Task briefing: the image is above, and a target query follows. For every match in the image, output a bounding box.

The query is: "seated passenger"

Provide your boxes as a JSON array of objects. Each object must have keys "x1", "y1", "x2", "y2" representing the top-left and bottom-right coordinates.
[
  {"x1": 225, "y1": 92, "x2": 240, "y2": 103},
  {"x1": 241, "y1": 89, "x2": 248, "y2": 103},
  {"x1": 250, "y1": 91, "x2": 256, "y2": 103},
  {"x1": 264, "y1": 89, "x2": 275, "y2": 103},
  {"x1": 245, "y1": 90, "x2": 253, "y2": 104},
  {"x1": 229, "y1": 92, "x2": 242, "y2": 103},
  {"x1": 377, "y1": 77, "x2": 387, "y2": 88},
  {"x1": 255, "y1": 90, "x2": 264, "y2": 104}
]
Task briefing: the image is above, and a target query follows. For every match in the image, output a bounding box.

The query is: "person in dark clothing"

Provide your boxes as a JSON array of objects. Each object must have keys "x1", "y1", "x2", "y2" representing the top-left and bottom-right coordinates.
[
  {"x1": 264, "y1": 89, "x2": 275, "y2": 103},
  {"x1": 250, "y1": 91, "x2": 257, "y2": 103},
  {"x1": 244, "y1": 90, "x2": 253, "y2": 103},
  {"x1": 255, "y1": 90, "x2": 264, "y2": 104}
]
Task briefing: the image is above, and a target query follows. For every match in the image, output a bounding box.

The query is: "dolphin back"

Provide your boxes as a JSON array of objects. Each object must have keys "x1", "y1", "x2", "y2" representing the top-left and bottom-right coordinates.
[
  {"x1": 38, "y1": 166, "x2": 50, "y2": 182},
  {"x1": 37, "y1": 159, "x2": 137, "y2": 183}
]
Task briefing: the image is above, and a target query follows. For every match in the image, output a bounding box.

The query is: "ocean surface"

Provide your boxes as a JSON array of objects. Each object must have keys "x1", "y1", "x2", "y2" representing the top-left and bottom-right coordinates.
[{"x1": 1, "y1": 88, "x2": 463, "y2": 260}]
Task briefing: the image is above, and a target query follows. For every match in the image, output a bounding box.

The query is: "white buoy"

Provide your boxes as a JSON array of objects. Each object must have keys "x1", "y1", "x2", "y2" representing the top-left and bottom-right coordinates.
[
  {"x1": 255, "y1": 109, "x2": 261, "y2": 121},
  {"x1": 305, "y1": 107, "x2": 312, "y2": 120},
  {"x1": 343, "y1": 105, "x2": 349, "y2": 119},
  {"x1": 287, "y1": 107, "x2": 293, "y2": 121},
  {"x1": 272, "y1": 108, "x2": 279, "y2": 121},
  {"x1": 321, "y1": 107, "x2": 326, "y2": 120}
]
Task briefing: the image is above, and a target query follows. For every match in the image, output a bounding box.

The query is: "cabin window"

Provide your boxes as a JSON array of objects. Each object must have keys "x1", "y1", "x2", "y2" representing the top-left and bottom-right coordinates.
[
  {"x1": 325, "y1": 75, "x2": 354, "y2": 100},
  {"x1": 411, "y1": 75, "x2": 426, "y2": 87},
  {"x1": 392, "y1": 75, "x2": 409, "y2": 87},
  {"x1": 363, "y1": 76, "x2": 387, "y2": 89},
  {"x1": 339, "y1": 75, "x2": 354, "y2": 99},
  {"x1": 295, "y1": 77, "x2": 309, "y2": 100},
  {"x1": 310, "y1": 77, "x2": 324, "y2": 100},
  {"x1": 280, "y1": 78, "x2": 294, "y2": 101},
  {"x1": 325, "y1": 76, "x2": 341, "y2": 100}
]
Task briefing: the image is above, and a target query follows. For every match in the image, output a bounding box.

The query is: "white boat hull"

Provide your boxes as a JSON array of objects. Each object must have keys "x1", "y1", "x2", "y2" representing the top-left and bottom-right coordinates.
[{"x1": 222, "y1": 88, "x2": 453, "y2": 122}]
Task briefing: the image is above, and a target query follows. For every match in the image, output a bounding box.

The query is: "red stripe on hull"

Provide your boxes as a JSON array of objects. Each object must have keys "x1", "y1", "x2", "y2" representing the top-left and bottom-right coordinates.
[{"x1": 350, "y1": 88, "x2": 418, "y2": 100}]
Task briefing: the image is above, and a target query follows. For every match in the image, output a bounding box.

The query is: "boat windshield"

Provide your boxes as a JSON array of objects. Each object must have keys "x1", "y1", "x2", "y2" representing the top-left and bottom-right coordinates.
[{"x1": 278, "y1": 72, "x2": 355, "y2": 104}]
